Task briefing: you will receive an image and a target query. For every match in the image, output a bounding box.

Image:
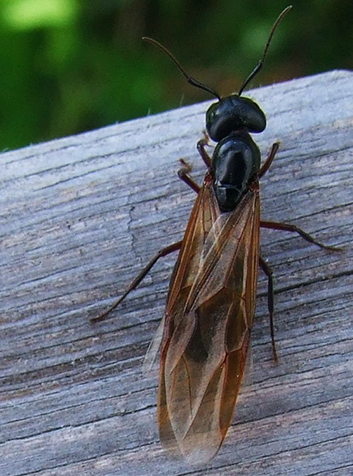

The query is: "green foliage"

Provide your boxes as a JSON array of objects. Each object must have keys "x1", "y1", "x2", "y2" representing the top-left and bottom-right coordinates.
[{"x1": 0, "y1": 0, "x2": 352, "y2": 151}]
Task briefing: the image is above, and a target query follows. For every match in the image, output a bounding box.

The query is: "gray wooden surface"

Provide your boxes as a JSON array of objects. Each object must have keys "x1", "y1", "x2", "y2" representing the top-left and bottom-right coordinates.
[{"x1": 1, "y1": 70, "x2": 352, "y2": 476}]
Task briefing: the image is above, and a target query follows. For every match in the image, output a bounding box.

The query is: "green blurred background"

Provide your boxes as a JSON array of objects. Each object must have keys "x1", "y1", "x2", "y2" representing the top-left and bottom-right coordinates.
[{"x1": 1, "y1": 0, "x2": 352, "y2": 152}]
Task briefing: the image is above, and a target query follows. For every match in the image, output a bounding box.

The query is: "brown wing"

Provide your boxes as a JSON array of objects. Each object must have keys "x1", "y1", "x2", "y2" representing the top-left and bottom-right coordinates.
[
  {"x1": 143, "y1": 180, "x2": 222, "y2": 373},
  {"x1": 158, "y1": 183, "x2": 260, "y2": 464}
]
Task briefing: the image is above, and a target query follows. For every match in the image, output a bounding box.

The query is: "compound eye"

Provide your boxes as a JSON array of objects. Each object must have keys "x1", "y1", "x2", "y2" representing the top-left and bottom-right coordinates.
[
  {"x1": 205, "y1": 103, "x2": 219, "y2": 135},
  {"x1": 205, "y1": 101, "x2": 231, "y2": 142}
]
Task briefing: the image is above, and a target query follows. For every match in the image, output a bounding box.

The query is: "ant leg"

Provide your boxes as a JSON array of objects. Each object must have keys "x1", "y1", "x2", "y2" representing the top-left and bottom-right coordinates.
[
  {"x1": 197, "y1": 136, "x2": 212, "y2": 168},
  {"x1": 178, "y1": 169, "x2": 200, "y2": 193},
  {"x1": 178, "y1": 132, "x2": 212, "y2": 192},
  {"x1": 259, "y1": 142, "x2": 280, "y2": 179},
  {"x1": 178, "y1": 159, "x2": 201, "y2": 193},
  {"x1": 260, "y1": 143, "x2": 341, "y2": 251},
  {"x1": 259, "y1": 255, "x2": 277, "y2": 362},
  {"x1": 93, "y1": 153, "x2": 204, "y2": 324},
  {"x1": 91, "y1": 240, "x2": 182, "y2": 323},
  {"x1": 260, "y1": 220, "x2": 341, "y2": 251}
]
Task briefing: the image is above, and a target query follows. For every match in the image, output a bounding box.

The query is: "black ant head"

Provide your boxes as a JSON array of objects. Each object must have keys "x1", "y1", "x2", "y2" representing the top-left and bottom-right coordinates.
[{"x1": 205, "y1": 95, "x2": 266, "y2": 142}]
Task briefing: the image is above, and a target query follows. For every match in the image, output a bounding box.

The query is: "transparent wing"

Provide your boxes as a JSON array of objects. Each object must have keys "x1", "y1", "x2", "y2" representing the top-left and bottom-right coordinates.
[
  {"x1": 158, "y1": 186, "x2": 260, "y2": 464},
  {"x1": 142, "y1": 314, "x2": 166, "y2": 376},
  {"x1": 143, "y1": 182, "x2": 221, "y2": 376}
]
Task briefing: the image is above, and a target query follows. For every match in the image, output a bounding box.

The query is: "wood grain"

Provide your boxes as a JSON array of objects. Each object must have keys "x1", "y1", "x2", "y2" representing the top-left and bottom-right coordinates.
[{"x1": 1, "y1": 70, "x2": 352, "y2": 476}]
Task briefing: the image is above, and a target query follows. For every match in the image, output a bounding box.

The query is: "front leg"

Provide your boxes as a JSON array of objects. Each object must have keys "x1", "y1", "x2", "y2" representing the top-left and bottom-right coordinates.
[
  {"x1": 197, "y1": 134, "x2": 212, "y2": 168},
  {"x1": 178, "y1": 159, "x2": 201, "y2": 193}
]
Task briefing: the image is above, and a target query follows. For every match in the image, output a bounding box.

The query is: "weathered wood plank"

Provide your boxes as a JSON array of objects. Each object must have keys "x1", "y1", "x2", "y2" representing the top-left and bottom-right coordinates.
[{"x1": 1, "y1": 70, "x2": 352, "y2": 476}]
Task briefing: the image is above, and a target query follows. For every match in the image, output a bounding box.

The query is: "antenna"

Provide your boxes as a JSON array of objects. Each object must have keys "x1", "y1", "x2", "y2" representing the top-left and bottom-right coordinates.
[
  {"x1": 238, "y1": 5, "x2": 292, "y2": 96},
  {"x1": 142, "y1": 36, "x2": 221, "y2": 100}
]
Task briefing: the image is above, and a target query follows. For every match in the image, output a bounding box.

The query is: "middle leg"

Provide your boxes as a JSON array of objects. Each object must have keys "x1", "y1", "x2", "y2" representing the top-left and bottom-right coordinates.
[{"x1": 260, "y1": 220, "x2": 341, "y2": 251}]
